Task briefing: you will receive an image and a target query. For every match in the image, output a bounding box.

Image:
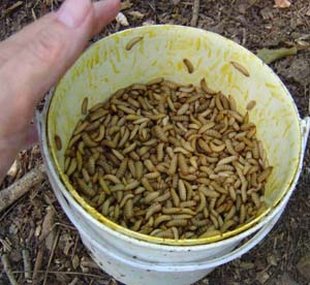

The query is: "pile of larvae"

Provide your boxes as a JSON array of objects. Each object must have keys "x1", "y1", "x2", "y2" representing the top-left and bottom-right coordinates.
[{"x1": 63, "y1": 78, "x2": 272, "y2": 240}]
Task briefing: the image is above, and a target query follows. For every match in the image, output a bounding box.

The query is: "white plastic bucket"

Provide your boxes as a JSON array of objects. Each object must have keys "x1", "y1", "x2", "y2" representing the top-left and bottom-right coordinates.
[{"x1": 37, "y1": 25, "x2": 310, "y2": 285}]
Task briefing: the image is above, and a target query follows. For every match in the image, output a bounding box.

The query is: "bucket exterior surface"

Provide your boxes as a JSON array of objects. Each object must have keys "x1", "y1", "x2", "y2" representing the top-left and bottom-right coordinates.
[{"x1": 38, "y1": 25, "x2": 309, "y2": 285}]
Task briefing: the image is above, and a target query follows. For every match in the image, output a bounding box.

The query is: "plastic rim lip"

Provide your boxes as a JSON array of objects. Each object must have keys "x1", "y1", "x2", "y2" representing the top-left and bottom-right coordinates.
[{"x1": 45, "y1": 25, "x2": 303, "y2": 246}]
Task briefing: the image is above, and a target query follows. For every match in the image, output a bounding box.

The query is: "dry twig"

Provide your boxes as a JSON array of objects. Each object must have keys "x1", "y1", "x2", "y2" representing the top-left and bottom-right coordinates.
[
  {"x1": 33, "y1": 206, "x2": 55, "y2": 284},
  {"x1": 1, "y1": 254, "x2": 18, "y2": 285},
  {"x1": 32, "y1": 248, "x2": 44, "y2": 285},
  {"x1": 1, "y1": 1, "x2": 23, "y2": 19},
  {"x1": 191, "y1": 0, "x2": 200, "y2": 26},
  {"x1": 42, "y1": 229, "x2": 60, "y2": 285},
  {"x1": 22, "y1": 249, "x2": 32, "y2": 280},
  {"x1": 0, "y1": 164, "x2": 45, "y2": 213}
]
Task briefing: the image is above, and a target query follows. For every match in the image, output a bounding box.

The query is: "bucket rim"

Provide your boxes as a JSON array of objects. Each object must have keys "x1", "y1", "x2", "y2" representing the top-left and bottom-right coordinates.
[{"x1": 43, "y1": 25, "x2": 303, "y2": 246}]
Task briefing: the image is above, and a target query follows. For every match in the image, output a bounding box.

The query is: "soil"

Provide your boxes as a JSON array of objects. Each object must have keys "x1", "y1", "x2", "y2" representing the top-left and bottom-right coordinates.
[{"x1": 0, "y1": 0, "x2": 310, "y2": 284}]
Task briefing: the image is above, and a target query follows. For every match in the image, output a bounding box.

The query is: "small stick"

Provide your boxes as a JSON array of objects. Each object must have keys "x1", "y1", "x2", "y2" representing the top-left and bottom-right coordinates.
[
  {"x1": 1, "y1": 1, "x2": 23, "y2": 19},
  {"x1": 1, "y1": 254, "x2": 18, "y2": 285},
  {"x1": 68, "y1": 277, "x2": 80, "y2": 285},
  {"x1": 22, "y1": 249, "x2": 32, "y2": 280},
  {"x1": 13, "y1": 270, "x2": 108, "y2": 279},
  {"x1": 191, "y1": 0, "x2": 200, "y2": 26},
  {"x1": 33, "y1": 205, "x2": 55, "y2": 285},
  {"x1": 42, "y1": 229, "x2": 60, "y2": 285},
  {"x1": 0, "y1": 164, "x2": 45, "y2": 213},
  {"x1": 32, "y1": 248, "x2": 44, "y2": 285}
]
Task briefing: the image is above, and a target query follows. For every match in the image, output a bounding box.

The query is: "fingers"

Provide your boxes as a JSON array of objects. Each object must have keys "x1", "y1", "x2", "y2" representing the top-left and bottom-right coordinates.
[
  {"x1": 0, "y1": 0, "x2": 119, "y2": 137},
  {"x1": 0, "y1": 0, "x2": 120, "y2": 64},
  {"x1": 0, "y1": 123, "x2": 38, "y2": 181},
  {"x1": 93, "y1": 0, "x2": 121, "y2": 35}
]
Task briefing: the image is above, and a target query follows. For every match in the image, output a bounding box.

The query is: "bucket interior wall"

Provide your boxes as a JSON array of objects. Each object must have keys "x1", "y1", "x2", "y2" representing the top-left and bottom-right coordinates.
[{"x1": 46, "y1": 25, "x2": 301, "y2": 239}]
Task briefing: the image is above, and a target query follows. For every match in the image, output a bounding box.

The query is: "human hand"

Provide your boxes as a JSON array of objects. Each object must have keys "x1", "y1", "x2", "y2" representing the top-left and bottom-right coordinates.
[{"x1": 0, "y1": 0, "x2": 120, "y2": 181}]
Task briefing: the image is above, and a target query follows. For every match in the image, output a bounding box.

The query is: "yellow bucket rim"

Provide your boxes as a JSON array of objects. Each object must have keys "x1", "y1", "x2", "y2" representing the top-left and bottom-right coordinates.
[{"x1": 46, "y1": 25, "x2": 302, "y2": 246}]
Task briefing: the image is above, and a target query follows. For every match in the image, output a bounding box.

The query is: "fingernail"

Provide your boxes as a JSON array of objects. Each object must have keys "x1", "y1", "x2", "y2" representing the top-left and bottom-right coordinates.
[{"x1": 57, "y1": 0, "x2": 91, "y2": 28}]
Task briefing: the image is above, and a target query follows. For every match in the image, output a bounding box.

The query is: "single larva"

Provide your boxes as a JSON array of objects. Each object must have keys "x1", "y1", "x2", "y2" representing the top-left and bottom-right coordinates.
[
  {"x1": 125, "y1": 180, "x2": 140, "y2": 191},
  {"x1": 110, "y1": 184, "x2": 125, "y2": 192},
  {"x1": 154, "y1": 191, "x2": 170, "y2": 202},
  {"x1": 81, "y1": 97, "x2": 88, "y2": 115},
  {"x1": 98, "y1": 177, "x2": 111, "y2": 194},
  {"x1": 239, "y1": 204, "x2": 246, "y2": 224},
  {"x1": 251, "y1": 192, "x2": 261, "y2": 209},
  {"x1": 145, "y1": 203, "x2": 162, "y2": 221},
  {"x1": 156, "y1": 143, "x2": 164, "y2": 162},
  {"x1": 178, "y1": 153, "x2": 189, "y2": 175},
  {"x1": 199, "y1": 186, "x2": 220, "y2": 198},
  {"x1": 153, "y1": 125, "x2": 168, "y2": 142},
  {"x1": 145, "y1": 172, "x2": 160, "y2": 179},
  {"x1": 135, "y1": 161, "x2": 144, "y2": 180},
  {"x1": 178, "y1": 179, "x2": 187, "y2": 202},
  {"x1": 170, "y1": 188, "x2": 181, "y2": 207},
  {"x1": 82, "y1": 133, "x2": 97, "y2": 147},
  {"x1": 209, "y1": 215, "x2": 219, "y2": 229},
  {"x1": 116, "y1": 158, "x2": 128, "y2": 178},
  {"x1": 125, "y1": 36, "x2": 144, "y2": 51},
  {"x1": 104, "y1": 174, "x2": 121, "y2": 184},
  {"x1": 166, "y1": 219, "x2": 188, "y2": 227},
  {"x1": 124, "y1": 199, "x2": 134, "y2": 219},
  {"x1": 66, "y1": 158, "x2": 77, "y2": 176},
  {"x1": 200, "y1": 78, "x2": 217, "y2": 95},
  {"x1": 209, "y1": 142, "x2": 226, "y2": 153},
  {"x1": 89, "y1": 108, "x2": 109, "y2": 122},
  {"x1": 141, "y1": 177, "x2": 154, "y2": 192},
  {"x1": 230, "y1": 61, "x2": 250, "y2": 77},
  {"x1": 183, "y1": 58, "x2": 194, "y2": 74},
  {"x1": 225, "y1": 205, "x2": 236, "y2": 221},
  {"x1": 196, "y1": 191, "x2": 206, "y2": 213},
  {"x1": 220, "y1": 220, "x2": 236, "y2": 233},
  {"x1": 154, "y1": 229, "x2": 174, "y2": 238},
  {"x1": 76, "y1": 178, "x2": 96, "y2": 197},
  {"x1": 217, "y1": 156, "x2": 238, "y2": 166},
  {"x1": 168, "y1": 155, "x2": 178, "y2": 176},
  {"x1": 54, "y1": 135, "x2": 62, "y2": 151},
  {"x1": 257, "y1": 166, "x2": 272, "y2": 183}
]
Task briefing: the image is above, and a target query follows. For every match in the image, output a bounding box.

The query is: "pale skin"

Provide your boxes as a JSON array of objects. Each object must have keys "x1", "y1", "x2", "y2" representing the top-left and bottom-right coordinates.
[{"x1": 0, "y1": 0, "x2": 120, "y2": 182}]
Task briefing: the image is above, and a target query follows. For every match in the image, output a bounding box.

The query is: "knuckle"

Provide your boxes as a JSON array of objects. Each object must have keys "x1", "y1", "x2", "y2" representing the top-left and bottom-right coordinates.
[{"x1": 27, "y1": 27, "x2": 63, "y2": 65}]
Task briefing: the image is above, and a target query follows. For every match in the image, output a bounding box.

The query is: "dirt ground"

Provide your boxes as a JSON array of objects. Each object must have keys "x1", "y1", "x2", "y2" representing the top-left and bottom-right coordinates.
[{"x1": 0, "y1": 0, "x2": 310, "y2": 284}]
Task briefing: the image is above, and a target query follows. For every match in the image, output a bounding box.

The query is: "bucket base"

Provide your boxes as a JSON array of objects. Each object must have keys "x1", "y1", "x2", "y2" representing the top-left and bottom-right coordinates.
[{"x1": 80, "y1": 233, "x2": 213, "y2": 285}]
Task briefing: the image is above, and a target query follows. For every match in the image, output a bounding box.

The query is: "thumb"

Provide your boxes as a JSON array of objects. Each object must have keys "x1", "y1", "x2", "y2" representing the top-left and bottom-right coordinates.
[{"x1": 0, "y1": 0, "x2": 119, "y2": 131}]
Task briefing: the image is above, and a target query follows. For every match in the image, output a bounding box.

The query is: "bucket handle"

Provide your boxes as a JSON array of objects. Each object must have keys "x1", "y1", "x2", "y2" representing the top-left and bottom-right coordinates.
[{"x1": 301, "y1": 116, "x2": 310, "y2": 150}]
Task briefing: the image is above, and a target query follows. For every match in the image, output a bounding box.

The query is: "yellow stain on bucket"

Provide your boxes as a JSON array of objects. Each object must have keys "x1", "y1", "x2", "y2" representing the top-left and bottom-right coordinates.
[{"x1": 46, "y1": 25, "x2": 302, "y2": 246}]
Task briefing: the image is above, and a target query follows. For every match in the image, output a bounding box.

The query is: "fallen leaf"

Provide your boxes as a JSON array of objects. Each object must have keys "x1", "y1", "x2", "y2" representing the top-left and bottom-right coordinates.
[
  {"x1": 120, "y1": 0, "x2": 133, "y2": 10},
  {"x1": 274, "y1": 0, "x2": 291, "y2": 8},
  {"x1": 7, "y1": 160, "x2": 19, "y2": 178},
  {"x1": 72, "y1": 255, "x2": 80, "y2": 270},
  {"x1": 239, "y1": 261, "x2": 255, "y2": 269},
  {"x1": 256, "y1": 271, "x2": 270, "y2": 284},
  {"x1": 143, "y1": 20, "x2": 156, "y2": 26},
  {"x1": 41, "y1": 206, "x2": 56, "y2": 251},
  {"x1": 297, "y1": 254, "x2": 310, "y2": 281},
  {"x1": 128, "y1": 11, "x2": 145, "y2": 20},
  {"x1": 116, "y1": 12, "x2": 129, "y2": 26},
  {"x1": 172, "y1": 0, "x2": 181, "y2": 5},
  {"x1": 267, "y1": 254, "x2": 277, "y2": 266},
  {"x1": 256, "y1": 47, "x2": 297, "y2": 64},
  {"x1": 278, "y1": 273, "x2": 299, "y2": 285}
]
